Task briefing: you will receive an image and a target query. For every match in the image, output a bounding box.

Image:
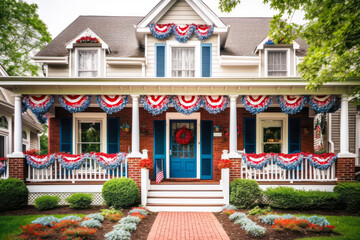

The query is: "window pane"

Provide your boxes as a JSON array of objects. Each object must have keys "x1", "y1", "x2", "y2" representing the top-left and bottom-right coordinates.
[
  {"x1": 0, "y1": 116, "x2": 8, "y2": 129},
  {"x1": 78, "y1": 50, "x2": 98, "y2": 77},
  {"x1": 268, "y1": 51, "x2": 287, "y2": 76},
  {"x1": 261, "y1": 119, "x2": 283, "y2": 153},
  {"x1": 172, "y1": 47, "x2": 195, "y2": 77},
  {"x1": 79, "y1": 122, "x2": 101, "y2": 143}
]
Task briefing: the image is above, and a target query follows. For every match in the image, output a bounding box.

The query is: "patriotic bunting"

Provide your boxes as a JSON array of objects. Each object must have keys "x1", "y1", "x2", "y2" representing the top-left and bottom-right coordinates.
[
  {"x1": 274, "y1": 153, "x2": 304, "y2": 170},
  {"x1": 241, "y1": 95, "x2": 272, "y2": 114},
  {"x1": 0, "y1": 160, "x2": 6, "y2": 175},
  {"x1": 307, "y1": 153, "x2": 337, "y2": 170},
  {"x1": 149, "y1": 23, "x2": 173, "y2": 39},
  {"x1": 194, "y1": 24, "x2": 214, "y2": 41},
  {"x1": 36, "y1": 114, "x2": 48, "y2": 124},
  {"x1": 309, "y1": 95, "x2": 336, "y2": 113},
  {"x1": 91, "y1": 152, "x2": 127, "y2": 170},
  {"x1": 141, "y1": 95, "x2": 171, "y2": 115},
  {"x1": 25, "y1": 153, "x2": 56, "y2": 169},
  {"x1": 242, "y1": 153, "x2": 272, "y2": 170},
  {"x1": 22, "y1": 95, "x2": 55, "y2": 115},
  {"x1": 173, "y1": 24, "x2": 195, "y2": 43},
  {"x1": 57, "y1": 153, "x2": 88, "y2": 170},
  {"x1": 59, "y1": 95, "x2": 92, "y2": 113},
  {"x1": 202, "y1": 96, "x2": 229, "y2": 114},
  {"x1": 328, "y1": 97, "x2": 341, "y2": 113},
  {"x1": 96, "y1": 95, "x2": 128, "y2": 114},
  {"x1": 276, "y1": 96, "x2": 307, "y2": 114},
  {"x1": 172, "y1": 95, "x2": 202, "y2": 115}
]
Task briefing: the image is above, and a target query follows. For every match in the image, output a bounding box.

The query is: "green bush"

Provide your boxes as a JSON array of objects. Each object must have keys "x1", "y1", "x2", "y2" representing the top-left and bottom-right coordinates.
[
  {"x1": 66, "y1": 193, "x2": 93, "y2": 209},
  {"x1": 264, "y1": 186, "x2": 341, "y2": 210},
  {"x1": 230, "y1": 179, "x2": 262, "y2": 209},
  {"x1": 102, "y1": 178, "x2": 139, "y2": 209},
  {"x1": 0, "y1": 178, "x2": 29, "y2": 211},
  {"x1": 34, "y1": 195, "x2": 60, "y2": 210},
  {"x1": 334, "y1": 182, "x2": 360, "y2": 212}
]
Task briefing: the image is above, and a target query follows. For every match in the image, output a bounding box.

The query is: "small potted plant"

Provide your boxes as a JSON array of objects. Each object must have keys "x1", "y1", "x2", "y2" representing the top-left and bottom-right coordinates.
[
  {"x1": 120, "y1": 123, "x2": 130, "y2": 132},
  {"x1": 139, "y1": 159, "x2": 153, "y2": 170},
  {"x1": 214, "y1": 125, "x2": 221, "y2": 132}
]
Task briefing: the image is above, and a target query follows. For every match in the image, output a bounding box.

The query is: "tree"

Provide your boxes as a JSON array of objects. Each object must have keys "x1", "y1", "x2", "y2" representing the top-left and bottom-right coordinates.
[
  {"x1": 0, "y1": 0, "x2": 51, "y2": 76},
  {"x1": 40, "y1": 124, "x2": 48, "y2": 155},
  {"x1": 219, "y1": 0, "x2": 360, "y2": 103}
]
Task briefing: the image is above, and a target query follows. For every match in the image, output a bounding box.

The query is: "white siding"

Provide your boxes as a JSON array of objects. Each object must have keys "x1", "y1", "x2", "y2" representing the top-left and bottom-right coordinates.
[
  {"x1": 48, "y1": 65, "x2": 69, "y2": 77},
  {"x1": 107, "y1": 65, "x2": 142, "y2": 77},
  {"x1": 158, "y1": 0, "x2": 205, "y2": 25},
  {"x1": 30, "y1": 131, "x2": 39, "y2": 150}
]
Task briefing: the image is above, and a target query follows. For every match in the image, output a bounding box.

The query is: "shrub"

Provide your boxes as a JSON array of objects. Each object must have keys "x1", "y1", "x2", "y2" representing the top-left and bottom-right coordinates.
[
  {"x1": 87, "y1": 213, "x2": 104, "y2": 222},
  {"x1": 107, "y1": 213, "x2": 123, "y2": 222},
  {"x1": 334, "y1": 182, "x2": 360, "y2": 212},
  {"x1": 306, "y1": 216, "x2": 330, "y2": 226},
  {"x1": 62, "y1": 226, "x2": 96, "y2": 239},
  {"x1": 264, "y1": 186, "x2": 341, "y2": 210},
  {"x1": 66, "y1": 193, "x2": 93, "y2": 209},
  {"x1": 280, "y1": 214, "x2": 296, "y2": 219},
  {"x1": 235, "y1": 217, "x2": 254, "y2": 227},
  {"x1": 229, "y1": 212, "x2": 246, "y2": 222},
  {"x1": 59, "y1": 215, "x2": 82, "y2": 221},
  {"x1": 258, "y1": 214, "x2": 280, "y2": 225},
  {"x1": 245, "y1": 224, "x2": 266, "y2": 237},
  {"x1": 230, "y1": 179, "x2": 262, "y2": 209},
  {"x1": 102, "y1": 178, "x2": 139, "y2": 209},
  {"x1": 0, "y1": 178, "x2": 29, "y2": 211},
  {"x1": 119, "y1": 216, "x2": 141, "y2": 225},
  {"x1": 34, "y1": 195, "x2": 60, "y2": 210},
  {"x1": 248, "y1": 206, "x2": 271, "y2": 215},
  {"x1": 80, "y1": 219, "x2": 102, "y2": 228},
  {"x1": 101, "y1": 206, "x2": 123, "y2": 216},
  {"x1": 114, "y1": 222, "x2": 137, "y2": 232},
  {"x1": 53, "y1": 220, "x2": 79, "y2": 231},
  {"x1": 105, "y1": 229, "x2": 131, "y2": 240},
  {"x1": 31, "y1": 216, "x2": 59, "y2": 226}
]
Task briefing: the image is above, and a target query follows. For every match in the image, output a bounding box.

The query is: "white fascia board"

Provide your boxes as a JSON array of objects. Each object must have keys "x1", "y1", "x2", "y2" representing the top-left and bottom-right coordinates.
[
  {"x1": 137, "y1": 0, "x2": 175, "y2": 28},
  {"x1": 255, "y1": 37, "x2": 301, "y2": 53},
  {"x1": 220, "y1": 56, "x2": 260, "y2": 66},
  {"x1": 0, "y1": 65, "x2": 8, "y2": 76},
  {"x1": 32, "y1": 56, "x2": 68, "y2": 64},
  {"x1": 65, "y1": 27, "x2": 109, "y2": 50},
  {"x1": 106, "y1": 57, "x2": 145, "y2": 66}
]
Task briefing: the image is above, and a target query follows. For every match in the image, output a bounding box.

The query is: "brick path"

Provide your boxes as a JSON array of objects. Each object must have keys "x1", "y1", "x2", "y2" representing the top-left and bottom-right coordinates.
[{"x1": 147, "y1": 212, "x2": 229, "y2": 240}]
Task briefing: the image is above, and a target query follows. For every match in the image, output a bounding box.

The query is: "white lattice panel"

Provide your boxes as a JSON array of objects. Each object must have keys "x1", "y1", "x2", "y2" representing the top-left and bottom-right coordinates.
[{"x1": 28, "y1": 192, "x2": 104, "y2": 205}]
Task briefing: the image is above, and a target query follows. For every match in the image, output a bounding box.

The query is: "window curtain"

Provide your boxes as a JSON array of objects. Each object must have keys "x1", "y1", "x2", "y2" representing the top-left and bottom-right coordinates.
[
  {"x1": 172, "y1": 47, "x2": 195, "y2": 77},
  {"x1": 78, "y1": 50, "x2": 98, "y2": 77},
  {"x1": 268, "y1": 51, "x2": 287, "y2": 76}
]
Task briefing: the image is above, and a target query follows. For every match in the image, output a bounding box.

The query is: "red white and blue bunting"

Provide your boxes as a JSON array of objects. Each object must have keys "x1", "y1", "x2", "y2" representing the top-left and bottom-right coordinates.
[
  {"x1": 194, "y1": 24, "x2": 214, "y2": 41},
  {"x1": 173, "y1": 24, "x2": 195, "y2": 43},
  {"x1": 57, "y1": 153, "x2": 88, "y2": 170},
  {"x1": 0, "y1": 160, "x2": 6, "y2": 175},
  {"x1": 22, "y1": 95, "x2": 55, "y2": 115},
  {"x1": 172, "y1": 95, "x2": 202, "y2": 115},
  {"x1": 242, "y1": 153, "x2": 272, "y2": 170},
  {"x1": 96, "y1": 95, "x2": 128, "y2": 114},
  {"x1": 307, "y1": 153, "x2": 337, "y2": 170},
  {"x1": 91, "y1": 152, "x2": 127, "y2": 170},
  {"x1": 25, "y1": 153, "x2": 56, "y2": 169},
  {"x1": 141, "y1": 95, "x2": 171, "y2": 115},
  {"x1": 273, "y1": 153, "x2": 304, "y2": 170},
  {"x1": 59, "y1": 95, "x2": 92, "y2": 113},
  {"x1": 149, "y1": 23, "x2": 173, "y2": 39},
  {"x1": 241, "y1": 95, "x2": 272, "y2": 114},
  {"x1": 328, "y1": 97, "x2": 341, "y2": 113},
  {"x1": 202, "y1": 95, "x2": 228, "y2": 114},
  {"x1": 309, "y1": 95, "x2": 336, "y2": 113},
  {"x1": 276, "y1": 96, "x2": 307, "y2": 114}
]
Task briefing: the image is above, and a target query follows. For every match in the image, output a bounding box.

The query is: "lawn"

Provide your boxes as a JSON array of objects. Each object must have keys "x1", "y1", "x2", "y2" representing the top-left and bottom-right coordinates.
[{"x1": 0, "y1": 214, "x2": 85, "y2": 240}]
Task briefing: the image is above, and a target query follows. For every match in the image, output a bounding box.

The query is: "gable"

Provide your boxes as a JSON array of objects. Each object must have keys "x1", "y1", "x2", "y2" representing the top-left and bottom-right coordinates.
[{"x1": 158, "y1": 0, "x2": 205, "y2": 25}]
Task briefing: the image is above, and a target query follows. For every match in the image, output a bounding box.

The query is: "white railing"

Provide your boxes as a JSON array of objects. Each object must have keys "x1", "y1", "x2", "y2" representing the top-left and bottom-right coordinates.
[
  {"x1": 241, "y1": 158, "x2": 337, "y2": 182},
  {"x1": 0, "y1": 160, "x2": 9, "y2": 179},
  {"x1": 27, "y1": 158, "x2": 128, "y2": 182}
]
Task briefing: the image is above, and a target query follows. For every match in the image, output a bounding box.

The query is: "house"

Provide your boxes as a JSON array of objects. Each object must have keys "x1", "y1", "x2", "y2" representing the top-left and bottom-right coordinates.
[
  {"x1": 0, "y1": 0, "x2": 359, "y2": 211},
  {"x1": 0, "y1": 64, "x2": 43, "y2": 180}
]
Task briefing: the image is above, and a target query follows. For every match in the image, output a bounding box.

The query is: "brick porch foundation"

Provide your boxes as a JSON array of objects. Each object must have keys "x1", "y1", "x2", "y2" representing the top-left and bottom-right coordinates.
[
  {"x1": 229, "y1": 158, "x2": 242, "y2": 182},
  {"x1": 336, "y1": 157, "x2": 356, "y2": 181},
  {"x1": 8, "y1": 157, "x2": 26, "y2": 180},
  {"x1": 127, "y1": 157, "x2": 142, "y2": 192}
]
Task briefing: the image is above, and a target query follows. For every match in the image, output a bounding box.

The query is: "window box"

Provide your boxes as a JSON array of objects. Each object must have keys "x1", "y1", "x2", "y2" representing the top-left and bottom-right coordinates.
[{"x1": 73, "y1": 43, "x2": 102, "y2": 48}]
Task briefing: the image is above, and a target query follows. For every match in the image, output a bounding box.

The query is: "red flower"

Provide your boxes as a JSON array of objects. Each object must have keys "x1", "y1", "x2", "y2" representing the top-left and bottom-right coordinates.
[
  {"x1": 140, "y1": 159, "x2": 153, "y2": 169},
  {"x1": 218, "y1": 159, "x2": 233, "y2": 169}
]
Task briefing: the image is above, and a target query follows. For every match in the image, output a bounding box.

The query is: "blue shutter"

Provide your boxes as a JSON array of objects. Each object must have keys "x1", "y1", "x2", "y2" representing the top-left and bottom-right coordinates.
[
  {"x1": 153, "y1": 120, "x2": 166, "y2": 179},
  {"x1": 201, "y1": 120, "x2": 213, "y2": 179},
  {"x1": 156, "y1": 44, "x2": 166, "y2": 77},
  {"x1": 107, "y1": 117, "x2": 120, "y2": 153},
  {"x1": 201, "y1": 43, "x2": 212, "y2": 77},
  {"x1": 60, "y1": 118, "x2": 72, "y2": 153},
  {"x1": 244, "y1": 118, "x2": 256, "y2": 153},
  {"x1": 288, "y1": 118, "x2": 301, "y2": 153}
]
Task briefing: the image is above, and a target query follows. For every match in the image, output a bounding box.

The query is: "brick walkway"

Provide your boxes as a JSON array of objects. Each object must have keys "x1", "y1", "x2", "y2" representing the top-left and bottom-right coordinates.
[{"x1": 147, "y1": 212, "x2": 229, "y2": 240}]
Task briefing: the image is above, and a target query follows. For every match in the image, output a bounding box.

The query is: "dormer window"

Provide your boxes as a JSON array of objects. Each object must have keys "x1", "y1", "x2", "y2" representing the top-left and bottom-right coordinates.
[
  {"x1": 172, "y1": 47, "x2": 195, "y2": 77},
  {"x1": 265, "y1": 49, "x2": 290, "y2": 77},
  {"x1": 77, "y1": 49, "x2": 99, "y2": 77}
]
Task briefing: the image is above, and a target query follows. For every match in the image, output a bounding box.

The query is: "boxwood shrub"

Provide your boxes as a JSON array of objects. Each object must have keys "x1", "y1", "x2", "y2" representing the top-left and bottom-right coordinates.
[
  {"x1": 0, "y1": 178, "x2": 29, "y2": 211},
  {"x1": 230, "y1": 179, "x2": 262, "y2": 209},
  {"x1": 334, "y1": 182, "x2": 360, "y2": 212},
  {"x1": 66, "y1": 193, "x2": 93, "y2": 209},
  {"x1": 34, "y1": 195, "x2": 60, "y2": 210},
  {"x1": 264, "y1": 186, "x2": 341, "y2": 210},
  {"x1": 102, "y1": 178, "x2": 139, "y2": 209}
]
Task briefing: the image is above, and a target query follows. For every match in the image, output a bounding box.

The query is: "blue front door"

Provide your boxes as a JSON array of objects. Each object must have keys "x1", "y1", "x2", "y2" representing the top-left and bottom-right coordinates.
[{"x1": 170, "y1": 120, "x2": 197, "y2": 178}]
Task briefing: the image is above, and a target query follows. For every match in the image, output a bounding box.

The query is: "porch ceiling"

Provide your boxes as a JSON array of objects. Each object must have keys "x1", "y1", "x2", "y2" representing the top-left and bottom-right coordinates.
[{"x1": 0, "y1": 76, "x2": 358, "y2": 95}]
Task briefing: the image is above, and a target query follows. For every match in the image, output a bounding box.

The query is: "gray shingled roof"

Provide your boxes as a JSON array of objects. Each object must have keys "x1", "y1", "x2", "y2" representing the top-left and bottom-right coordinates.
[{"x1": 36, "y1": 16, "x2": 308, "y2": 57}]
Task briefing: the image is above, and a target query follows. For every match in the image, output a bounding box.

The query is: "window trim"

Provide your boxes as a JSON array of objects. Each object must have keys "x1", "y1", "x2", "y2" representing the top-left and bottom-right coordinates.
[
  {"x1": 264, "y1": 48, "x2": 291, "y2": 77},
  {"x1": 0, "y1": 116, "x2": 9, "y2": 130},
  {"x1": 74, "y1": 48, "x2": 101, "y2": 77},
  {"x1": 22, "y1": 126, "x2": 30, "y2": 151}
]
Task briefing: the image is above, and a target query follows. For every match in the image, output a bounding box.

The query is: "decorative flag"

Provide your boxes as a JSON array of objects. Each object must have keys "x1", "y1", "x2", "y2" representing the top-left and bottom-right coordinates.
[
  {"x1": 57, "y1": 153, "x2": 88, "y2": 170},
  {"x1": 274, "y1": 153, "x2": 303, "y2": 170},
  {"x1": 309, "y1": 95, "x2": 336, "y2": 113},
  {"x1": 149, "y1": 23, "x2": 173, "y2": 39},
  {"x1": 91, "y1": 152, "x2": 127, "y2": 170},
  {"x1": 59, "y1": 95, "x2": 92, "y2": 113},
  {"x1": 172, "y1": 95, "x2": 202, "y2": 115},
  {"x1": 194, "y1": 24, "x2": 214, "y2": 41},
  {"x1": 156, "y1": 158, "x2": 164, "y2": 183},
  {"x1": 26, "y1": 153, "x2": 56, "y2": 169},
  {"x1": 241, "y1": 95, "x2": 272, "y2": 114},
  {"x1": 202, "y1": 95, "x2": 229, "y2": 114},
  {"x1": 173, "y1": 24, "x2": 195, "y2": 43},
  {"x1": 22, "y1": 95, "x2": 55, "y2": 115},
  {"x1": 314, "y1": 113, "x2": 326, "y2": 154},
  {"x1": 242, "y1": 153, "x2": 272, "y2": 170},
  {"x1": 0, "y1": 161, "x2": 6, "y2": 175},
  {"x1": 141, "y1": 95, "x2": 171, "y2": 115},
  {"x1": 276, "y1": 95, "x2": 307, "y2": 114},
  {"x1": 96, "y1": 95, "x2": 128, "y2": 114},
  {"x1": 307, "y1": 153, "x2": 337, "y2": 170}
]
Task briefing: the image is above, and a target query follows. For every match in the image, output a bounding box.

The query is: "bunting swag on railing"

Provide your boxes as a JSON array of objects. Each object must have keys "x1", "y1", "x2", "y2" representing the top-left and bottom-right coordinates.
[
  {"x1": 149, "y1": 23, "x2": 173, "y2": 39},
  {"x1": 194, "y1": 24, "x2": 214, "y2": 41},
  {"x1": 276, "y1": 96, "x2": 307, "y2": 114},
  {"x1": 202, "y1": 95, "x2": 228, "y2": 114},
  {"x1": 274, "y1": 153, "x2": 304, "y2": 170},
  {"x1": 26, "y1": 153, "x2": 56, "y2": 169},
  {"x1": 307, "y1": 153, "x2": 337, "y2": 170},
  {"x1": 0, "y1": 161, "x2": 6, "y2": 175},
  {"x1": 309, "y1": 95, "x2": 336, "y2": 113},
  {"x1": 22, "y1": 95, "x2": 55, "y2": 115},
  {"x1": 328, "y1": 97, "x2": 341, "y2": 113},
  {"x1": 91, "y1": 152, "x2": 127, "y2": 170},
  {"x1": 241, "y1": 95, "x2": 272, "y2": 114},
  {"x1": 96, "y1": 95, "x2": 128, "y2": 114},
  {"x1": 173, "y1": 24, "x2": 195, "y2": 43},
  {"x1": 141, "y1": 95, "x2": 171, "y2": 115},
  {"x1": 242, "y1": 153, "x2": 272, "y2": 170},
  {"x1": 59, "y1": 95, "x2": 92, "y2": 113},
  {"x1": 172, "y1": 95, "x2": 202, "y2": 115},
  {"x1": 57, "y1": 153, "x2": 88, "y2": 170}
]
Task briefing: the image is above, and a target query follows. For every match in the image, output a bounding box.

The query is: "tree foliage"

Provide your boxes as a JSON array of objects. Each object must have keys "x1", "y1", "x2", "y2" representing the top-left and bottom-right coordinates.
[
  {"x1": 0, "y1": 0, "x2": 51, "y2": 76},
  {"x1": 40, "y1": 124, "x2": 48, "y2": 155},
  {"x1": 219, "y1": 0, "x2": 360, "y2": 102}
]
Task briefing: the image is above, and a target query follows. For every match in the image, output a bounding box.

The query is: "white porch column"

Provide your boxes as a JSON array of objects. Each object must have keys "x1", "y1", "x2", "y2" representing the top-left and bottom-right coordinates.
[
  {"x1": 229, "y1": 95, "x2": 238, "y2": 157},
  {"x1": 340, "y1": 95, "x2": 350, "y2": 155},
  {"x1": 11, "y1": 95, "x2": 24, "y2": 157},
  {"x1": 129, "y1": 95, "x2": 141, "y2": 158}
]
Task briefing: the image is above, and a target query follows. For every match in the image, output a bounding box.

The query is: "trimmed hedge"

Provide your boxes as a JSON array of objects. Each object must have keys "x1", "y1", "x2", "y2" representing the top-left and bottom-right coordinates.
[
  {"x1": 0, "y1": 178, "x2": 29, "y2": 211},
  {"x1": 334, "y1": 182, "x2": 360, "y2": 212},
  {"x1": 230, "y1": 179, "x2": 262, "y2": 209},
  {"x1": 102, "y1": 178, "x2": 139, "y2": 209},
  {"x1": 66, "y1": 193, "x2": 93, "y2": 209},
  {"x1": 34, "y1": 195, "x2": 60, "y2": 210},
  {"x1": 264, "y1": 186, "x2": 341, "y2": 210}
]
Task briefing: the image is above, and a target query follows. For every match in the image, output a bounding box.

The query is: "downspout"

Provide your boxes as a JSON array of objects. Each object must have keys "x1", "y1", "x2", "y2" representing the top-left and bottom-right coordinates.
[{"x1": 328, "y1": 113, "x2": 334, "y2": 153}]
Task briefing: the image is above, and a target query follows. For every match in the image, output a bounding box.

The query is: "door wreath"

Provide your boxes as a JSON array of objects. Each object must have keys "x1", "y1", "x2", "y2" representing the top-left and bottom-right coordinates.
[{"x1": 175, "y1": 127, "x2": 193, "y2": 145}]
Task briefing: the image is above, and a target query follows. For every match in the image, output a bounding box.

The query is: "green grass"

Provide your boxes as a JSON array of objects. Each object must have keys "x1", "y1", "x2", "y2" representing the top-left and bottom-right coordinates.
[{"x1": 0, "y1": 214, "x2": 85, "y2": 240}]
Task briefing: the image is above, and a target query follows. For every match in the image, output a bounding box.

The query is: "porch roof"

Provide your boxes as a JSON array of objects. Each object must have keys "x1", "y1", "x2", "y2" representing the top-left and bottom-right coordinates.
[{"x1": 0, "y1": 76, "x2": 358, "y2": 95}]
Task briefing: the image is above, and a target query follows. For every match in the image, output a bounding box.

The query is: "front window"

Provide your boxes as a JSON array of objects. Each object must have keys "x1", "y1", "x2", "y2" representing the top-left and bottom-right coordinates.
[
  {"x1": 267, "y1": 50, "x2": 287, "y2": 76},
  {"x1": 77, "y1": 50, "x2": 98, "y2": 77},
  {"x1": 261, "y1": 120, "x2": 283, "y2": 153},
  {"x1": 171, "y1": 47, "x2": 195, "y2": 77},
  {"x1": 0, "y1": 116, "x2": 8, "y2": 129},
  {"x1": 77, "y1": 121, "x2": 101, "y2": 153}
]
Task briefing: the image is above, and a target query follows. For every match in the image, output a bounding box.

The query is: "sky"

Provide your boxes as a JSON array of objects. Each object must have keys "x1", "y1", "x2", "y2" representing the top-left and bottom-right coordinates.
[{"x1": 25, "y1": 0, "x2": 305, "y2": 39}]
